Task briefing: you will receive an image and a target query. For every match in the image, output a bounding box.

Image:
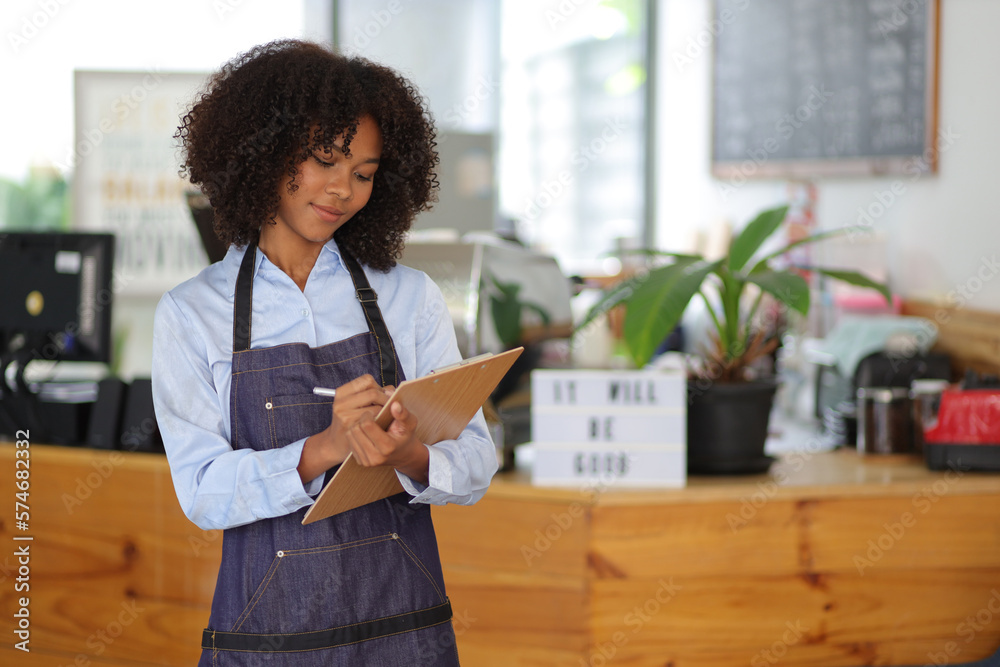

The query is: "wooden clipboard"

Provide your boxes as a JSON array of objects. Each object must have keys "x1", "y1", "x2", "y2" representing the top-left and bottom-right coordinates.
[{"x1": 301, "y1": 346, "x2": 523, "y2": 524}]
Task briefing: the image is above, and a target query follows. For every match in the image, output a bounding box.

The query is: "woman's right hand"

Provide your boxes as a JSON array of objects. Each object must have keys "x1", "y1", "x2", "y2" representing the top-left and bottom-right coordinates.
[{"x1": 297, "y1": 374, "x2": 389, "y2": 484}]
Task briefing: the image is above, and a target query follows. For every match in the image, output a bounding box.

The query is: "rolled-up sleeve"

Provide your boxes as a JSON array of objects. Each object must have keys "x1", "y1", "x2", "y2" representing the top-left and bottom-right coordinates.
[{"x1": 152, "y1": 292, "x2": 322, "y2": 531}]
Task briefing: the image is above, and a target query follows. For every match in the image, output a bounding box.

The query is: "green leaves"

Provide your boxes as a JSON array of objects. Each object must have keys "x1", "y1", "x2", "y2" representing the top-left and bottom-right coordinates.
[
  {"x1": 750, "y1": 226, "x2": 865, "y2": 274},
  {"x1": 488, "y1": 275, "x2": 551, "y2": 348},
  {"x1": 577, "y1": 269, "x2": 656, "y2": 333},
  {"x1": 573, "y1": 202, "x2": 894, "y2": 376},
  {"x1": 728, "y1": 205, "x2": 789, "y2": 272},
  {"x1": 490, "y1": 281, "x2": 523, "y2": 348},
  {"x1": 810, "y1": 267, "x2": 893, "y2": 304},
  {"x1": 622, "y1": 259, "x2": 722, "y2": 367},
  {"x1": 746, "y1": 270, "x2": 810, "y2": 315}
]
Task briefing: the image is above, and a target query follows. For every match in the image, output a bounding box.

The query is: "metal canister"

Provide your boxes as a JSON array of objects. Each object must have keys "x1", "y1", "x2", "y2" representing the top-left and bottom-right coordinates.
[{"x1": 856, "y1": 386, "x2": 913, "y2": 455}]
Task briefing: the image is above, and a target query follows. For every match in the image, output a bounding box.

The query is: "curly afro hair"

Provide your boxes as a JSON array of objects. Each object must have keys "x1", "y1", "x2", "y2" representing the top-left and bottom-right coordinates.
[{"x1": 176, "y1": 39, "x2": 439, "y2": 271}]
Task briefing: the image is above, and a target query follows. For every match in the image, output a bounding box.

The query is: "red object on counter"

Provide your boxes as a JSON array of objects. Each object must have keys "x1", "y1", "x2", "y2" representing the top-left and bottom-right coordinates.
[
  {"x1": 834, "y1": 292, "x2": 903, "y2": 315},
  {"x1": 923, "y1": 389, "x2": 1000, "y2": 444}
]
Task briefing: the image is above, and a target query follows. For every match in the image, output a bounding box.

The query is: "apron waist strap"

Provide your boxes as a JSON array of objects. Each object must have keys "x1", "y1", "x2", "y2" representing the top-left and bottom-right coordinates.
[{"x1": 202, "y1": 599, "x2": 452, "y2": 653}]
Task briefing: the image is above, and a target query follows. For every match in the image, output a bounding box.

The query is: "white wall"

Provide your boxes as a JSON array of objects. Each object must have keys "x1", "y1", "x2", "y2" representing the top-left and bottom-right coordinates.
[
  {"x1": 0, "y1": 0, "x2": 313, "y2": 182},
  {"x1": 0, "y1": 1, "x2": 321, "y2": 380},
  {"x1": 655, "y1": 0, "x2": 1000, "y2": 311}
]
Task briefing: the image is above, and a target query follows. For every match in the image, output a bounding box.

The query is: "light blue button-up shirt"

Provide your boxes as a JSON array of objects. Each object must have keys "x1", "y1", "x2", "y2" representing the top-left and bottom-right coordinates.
[{"x1": 151, "y1": 239, "x2": 497, "y2": 531}]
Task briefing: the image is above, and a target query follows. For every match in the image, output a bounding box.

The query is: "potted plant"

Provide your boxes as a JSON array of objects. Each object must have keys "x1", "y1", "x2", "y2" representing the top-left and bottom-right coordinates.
[{"x1": 578, "y1": 204, "x2": 891, "y2": 474}]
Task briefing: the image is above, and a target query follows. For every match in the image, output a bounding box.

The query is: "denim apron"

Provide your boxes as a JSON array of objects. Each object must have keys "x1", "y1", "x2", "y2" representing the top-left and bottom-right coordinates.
[{"x1": 199, "y1": 242, "x2": 459, "y2": 666}]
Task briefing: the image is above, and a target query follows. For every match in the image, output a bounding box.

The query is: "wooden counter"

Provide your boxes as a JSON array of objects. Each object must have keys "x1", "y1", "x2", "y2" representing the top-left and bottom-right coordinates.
[{"x1": 1, "y1": 443, "x2": 999, "y2": 665}]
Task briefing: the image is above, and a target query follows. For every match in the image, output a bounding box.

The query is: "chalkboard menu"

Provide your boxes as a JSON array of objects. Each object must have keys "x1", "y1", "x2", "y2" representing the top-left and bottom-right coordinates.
[{"x1": 712, "y1": 0, "x2": 939, "y2": 178}]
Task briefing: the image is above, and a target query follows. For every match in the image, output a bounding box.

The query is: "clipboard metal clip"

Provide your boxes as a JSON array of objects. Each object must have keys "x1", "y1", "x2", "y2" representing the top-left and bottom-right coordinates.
[{"x1": 429, "y1": 352, "x2": 495, "y2": 374}]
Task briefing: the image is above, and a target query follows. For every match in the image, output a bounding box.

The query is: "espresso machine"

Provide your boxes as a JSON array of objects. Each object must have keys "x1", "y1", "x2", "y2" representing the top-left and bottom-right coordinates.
[{"x1": 399, "y1": 236, "x2": 574, "y2": 467}]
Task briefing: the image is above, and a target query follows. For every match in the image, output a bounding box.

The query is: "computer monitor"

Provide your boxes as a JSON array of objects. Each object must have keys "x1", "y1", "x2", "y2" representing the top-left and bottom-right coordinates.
[{"x1": 0, "y1": 231, "x2": 115, "y2": 365}]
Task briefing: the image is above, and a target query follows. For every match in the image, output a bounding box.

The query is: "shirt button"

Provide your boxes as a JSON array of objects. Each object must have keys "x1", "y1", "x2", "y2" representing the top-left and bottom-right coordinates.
[{"x1": 301, "y1": 309, "x2": 309, "y2": 318}]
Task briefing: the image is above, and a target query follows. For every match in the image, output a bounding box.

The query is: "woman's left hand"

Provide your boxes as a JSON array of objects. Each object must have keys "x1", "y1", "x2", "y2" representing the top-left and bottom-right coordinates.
[{"x1": 346, "y1": 388, "x2": 430, "y2": 485}]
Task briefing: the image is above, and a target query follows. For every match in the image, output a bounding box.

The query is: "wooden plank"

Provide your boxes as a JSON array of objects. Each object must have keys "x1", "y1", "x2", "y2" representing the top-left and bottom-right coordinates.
[
  {"x1": 456, "y1": 641, "x2": 583, "y2": 667},
  {"x1": 0, "y1": 526, "x2": 220, "y2": 606},
  {"x1": 0, "y1": 531, "x2": 222, "y2": 607},
  {"x1": 590, "y1": 500, "x2": 803, "y2": 578},
  {"x1": 0, "y1": 588, "x2": 204, "y2": 665},
  {"x1": 434, "y1": 495, "x2": 590, "y2": 578},
  {"x1": 570, "y1": 641, "x2": 995, "y2": 667},
  {"x1": 0, "y1": 444, "x2": 200, "y2": 538},
  {"x1": 592, "y1": 493, "x2": 1000, "y2": 580},
  {"x1": 807, "y1": 493, "x2": 1000, "y2": 573},
  {"x1": 443, "y1": 567, "x2": 587, "y2": 653},
  {"x1": 0, "y1": 443, "x2": 221, "y2": 604},
  {"x1": 903, "y1": 299, "x2": 1000, "y2": 375},
  {"x1": 589, "y1": 571, "x2": 1000, "y2": 666},
  {"x1": 0, "y1": 646, "x2": 159, "y2": 666}
]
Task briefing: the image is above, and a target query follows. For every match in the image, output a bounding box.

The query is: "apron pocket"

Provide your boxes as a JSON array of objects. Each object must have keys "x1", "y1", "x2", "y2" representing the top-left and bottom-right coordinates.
[
  {"x1": 230, "y1": 532, "x2": 447, "y2": 636},
  {"x1": 265, "y1": 393, "x2": 333, "y2": 449}
]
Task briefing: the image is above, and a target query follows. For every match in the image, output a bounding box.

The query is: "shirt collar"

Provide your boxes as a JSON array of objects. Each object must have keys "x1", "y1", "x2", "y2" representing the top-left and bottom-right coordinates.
[
  {"x1": 224, "y1": 238, "x2": 345, "y2": 297},
  {"x1": 320, "y1": 236, "x2": 344, "y2": 271}
]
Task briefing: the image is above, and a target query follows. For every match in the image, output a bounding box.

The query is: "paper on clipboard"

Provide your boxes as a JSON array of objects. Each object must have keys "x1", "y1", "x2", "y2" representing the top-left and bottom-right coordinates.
[{"x1": 301, "y1": 346, "x2": 523, "y2": 524}]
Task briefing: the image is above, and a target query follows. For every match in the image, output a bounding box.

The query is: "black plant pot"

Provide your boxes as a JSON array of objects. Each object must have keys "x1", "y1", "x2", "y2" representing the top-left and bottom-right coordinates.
[{"x1": 686, "y1": 379, "x2": 778, "y2": 474}]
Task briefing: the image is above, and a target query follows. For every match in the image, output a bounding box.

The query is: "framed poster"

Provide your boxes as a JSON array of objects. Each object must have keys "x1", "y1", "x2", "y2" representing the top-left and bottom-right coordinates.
[{"x1": 72, "y1": 70, "x2": 211, "y2": 295}]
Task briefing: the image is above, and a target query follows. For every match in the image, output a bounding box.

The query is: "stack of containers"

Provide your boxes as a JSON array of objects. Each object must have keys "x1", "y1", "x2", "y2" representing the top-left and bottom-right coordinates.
[{"x1": 529, "y1": 368, "x2": 687, "y2": 488}]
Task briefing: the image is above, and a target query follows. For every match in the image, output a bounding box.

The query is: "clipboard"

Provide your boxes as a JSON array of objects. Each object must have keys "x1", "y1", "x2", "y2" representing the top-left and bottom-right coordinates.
[{"x1": 302, "y1": 346, "x2": 523, "y2": 524}]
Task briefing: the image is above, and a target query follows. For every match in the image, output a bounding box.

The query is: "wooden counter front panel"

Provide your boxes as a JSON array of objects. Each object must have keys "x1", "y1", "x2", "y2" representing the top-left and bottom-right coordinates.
[
  {"x1": 588, "y1": 492, "x2": 1000, "y2": 665},
  {"x1": 0, "y1": 445, "x2": 216, "y2": 666},
  {"x1": 588, "y1": 571, "x2": 1000, "y2": 665},
  {"x1": 4, "y1": 445, "x2": 1000, "y2": 666},
  {"x1": 589, "y1": 493, "x2": 1000, "y2": 576}
]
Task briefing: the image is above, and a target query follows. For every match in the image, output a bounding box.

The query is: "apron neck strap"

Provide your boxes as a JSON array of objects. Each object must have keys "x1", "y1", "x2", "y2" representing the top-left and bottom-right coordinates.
[
  {"x1": 233, "y1": 240, "x2": 257, "y2": 353},
  {"x1": 232, "y1": 240, "x2": 399, "y2": 388},
  {"x1": 339, "y1": 250, "x2": 399, "y2": 388}
]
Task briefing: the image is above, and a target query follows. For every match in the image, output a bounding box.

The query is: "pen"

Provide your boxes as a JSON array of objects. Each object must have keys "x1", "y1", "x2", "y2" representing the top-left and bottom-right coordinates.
[{"x1": 312, "y1": 387, "x2": 337, "y2": 397}]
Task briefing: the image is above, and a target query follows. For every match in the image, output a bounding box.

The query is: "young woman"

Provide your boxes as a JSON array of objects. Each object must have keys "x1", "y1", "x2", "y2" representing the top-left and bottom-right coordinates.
[{"x1": 151, "y1": 39, "x2": 496, "y2": 665}]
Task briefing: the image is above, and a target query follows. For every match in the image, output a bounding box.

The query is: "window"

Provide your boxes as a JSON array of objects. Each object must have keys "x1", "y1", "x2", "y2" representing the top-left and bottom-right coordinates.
[
  {"x1": 499, "y1": 0, "x2": 650, "y2": 274},
  {"x1": 337, "y1": 0, "x2": 651, "y2": 274}
]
